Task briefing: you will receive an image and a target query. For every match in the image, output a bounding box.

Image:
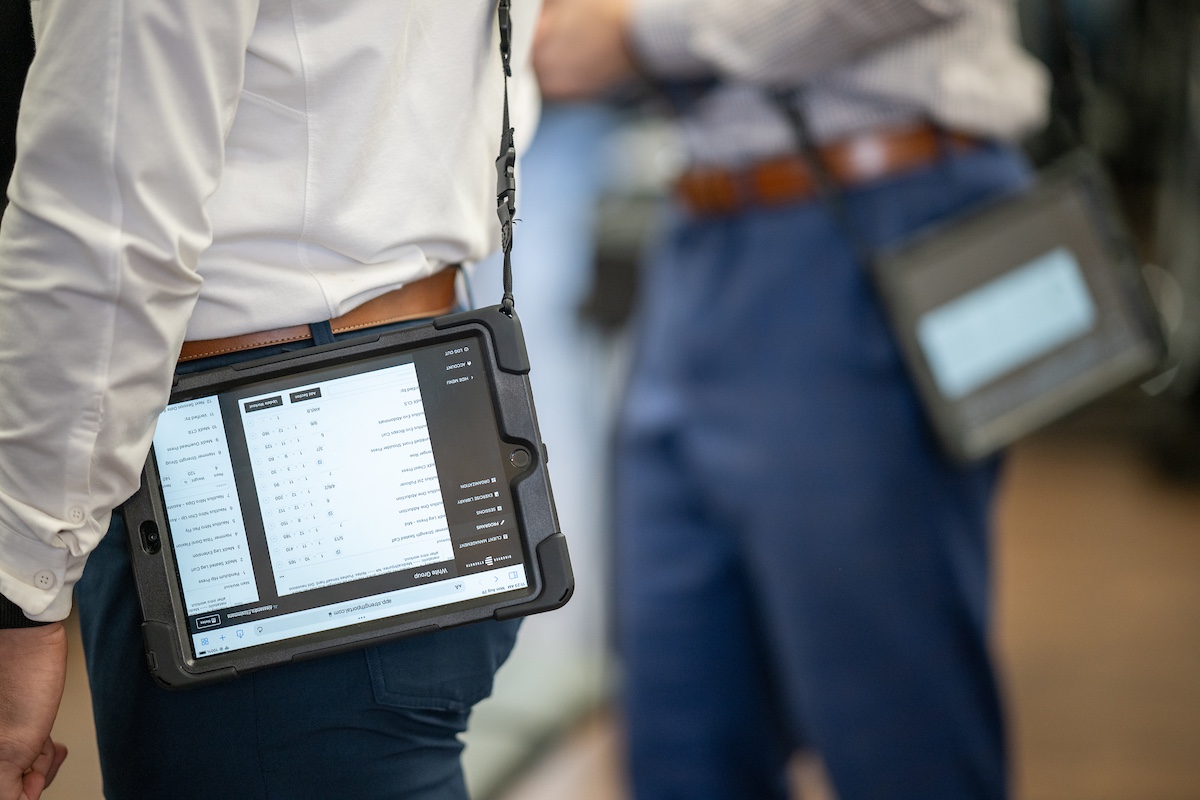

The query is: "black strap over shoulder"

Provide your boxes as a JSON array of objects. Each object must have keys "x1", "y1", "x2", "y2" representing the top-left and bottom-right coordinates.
[
  {"x1": 495, "y1": 0, "x2": 518, "y2": 317},
  {"x1": 767, "y1": 87, "x2": 877, "y2": 270}
]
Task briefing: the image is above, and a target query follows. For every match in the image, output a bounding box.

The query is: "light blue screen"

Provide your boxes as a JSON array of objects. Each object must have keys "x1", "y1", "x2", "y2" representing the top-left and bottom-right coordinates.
[{"x1": 917, "y1": 247, "x2": 1096, "y2": 399}]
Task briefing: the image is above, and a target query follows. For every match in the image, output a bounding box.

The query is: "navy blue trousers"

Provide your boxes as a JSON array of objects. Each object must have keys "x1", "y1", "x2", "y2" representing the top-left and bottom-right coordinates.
[
  {"x1": 616, "y1": 144, "x2": 1032, "y2": 800},
  {"x1": 76, "y1": 322, "x2": 520, "y2": 800}
]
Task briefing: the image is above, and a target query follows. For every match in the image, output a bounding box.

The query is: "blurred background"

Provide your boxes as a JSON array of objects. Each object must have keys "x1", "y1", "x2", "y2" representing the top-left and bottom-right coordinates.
[{"x1": 6, "y1": 0, "x2": 1199, "y2": 797}]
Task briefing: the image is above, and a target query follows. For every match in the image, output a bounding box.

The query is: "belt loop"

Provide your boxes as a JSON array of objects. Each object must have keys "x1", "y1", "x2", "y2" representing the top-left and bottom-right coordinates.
[{"x1": 309, "y1": 320, "x2": 335, "y2": 346}]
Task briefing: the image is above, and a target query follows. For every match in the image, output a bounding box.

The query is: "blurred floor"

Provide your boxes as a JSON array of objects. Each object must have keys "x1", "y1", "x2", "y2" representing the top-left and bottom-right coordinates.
[
  {"x1": 42, "y1": 434, "x2": 1200, "y2": 799},
  {"x1": 995, "y1": 436, "x2": 1200, "y2": 800}
]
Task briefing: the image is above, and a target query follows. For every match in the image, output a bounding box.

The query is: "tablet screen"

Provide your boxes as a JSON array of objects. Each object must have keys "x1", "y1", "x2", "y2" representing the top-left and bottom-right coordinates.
[
  {"x1": 916, "y1": 246, "x2": 1097, "y2": 399},
  {"x1": 150, "y1": 334, "x2": 531, "y2": 659}
]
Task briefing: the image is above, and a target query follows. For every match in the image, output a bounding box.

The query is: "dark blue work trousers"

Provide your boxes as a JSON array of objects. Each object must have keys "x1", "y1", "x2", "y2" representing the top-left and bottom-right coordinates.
[
  {"x1": 616, "y1": 144, "x2": 1031, "y2": 800},
  {"x1": 76, "y1": 321, "x2": 520, "y2": 800}
]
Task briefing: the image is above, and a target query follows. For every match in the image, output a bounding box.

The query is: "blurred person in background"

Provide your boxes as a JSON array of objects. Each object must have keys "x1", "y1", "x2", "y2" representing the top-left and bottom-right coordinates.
[{"x1": 535, "y1": 1, "x2": 1048, "y2": 798}]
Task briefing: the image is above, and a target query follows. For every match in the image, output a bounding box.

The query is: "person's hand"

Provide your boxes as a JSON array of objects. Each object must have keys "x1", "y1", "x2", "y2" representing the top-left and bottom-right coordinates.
[
  {"x1": 534, "y1": 0, "x2": 638, "y2": 100},
  {"x1": 0, "y1": 624, "x2": 68, "y2": 800}
]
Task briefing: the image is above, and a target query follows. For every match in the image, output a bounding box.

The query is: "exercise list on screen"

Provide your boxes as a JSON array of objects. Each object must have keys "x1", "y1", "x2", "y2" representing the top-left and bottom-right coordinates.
[
  {"x1": 151, "y1": 339, "x2": 530, "y2": 659},
  {"x1": 153, "y1": 397, "x2": 260, "y2": 615},
  {"x1": 239, "y1": 363, "x2": 452, "y2": 597}
]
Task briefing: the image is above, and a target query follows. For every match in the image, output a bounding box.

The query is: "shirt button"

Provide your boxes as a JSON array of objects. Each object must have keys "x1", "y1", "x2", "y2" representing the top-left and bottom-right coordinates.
[
  {"x1": 34, "y1": 570, "x2": 57, "y2": 590},
  {"x1": 67, "y1": 506, "x2": 85, "y2": 524}
]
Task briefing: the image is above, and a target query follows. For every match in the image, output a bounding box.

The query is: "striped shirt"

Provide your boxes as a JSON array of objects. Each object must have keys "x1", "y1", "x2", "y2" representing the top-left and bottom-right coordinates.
[{"x1": 629, "y1": 0, "x2": 1050, "y2": 166}]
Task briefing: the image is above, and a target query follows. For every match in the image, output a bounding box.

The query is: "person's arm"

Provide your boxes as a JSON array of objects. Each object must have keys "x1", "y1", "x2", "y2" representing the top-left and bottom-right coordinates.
[
  {"x1": 535, "y1": 0, "x2": 965, "y2": 99},
  {"x1": 0, "y1": 0, "x2": 260, "y2": 620},
  {"x1": 0, "y1": 0, "x2": 259, "y2": 794},
  {"x1": 0, "y1": 625, "x2": 67, "y2": 800},
  {"x1": 632, "y1": 0, "x2": 964, "y2": 83}
]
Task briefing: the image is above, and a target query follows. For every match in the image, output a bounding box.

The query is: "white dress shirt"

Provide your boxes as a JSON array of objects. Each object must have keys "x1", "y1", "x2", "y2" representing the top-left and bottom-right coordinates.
[
  {"x1": 629, "y1": 0, "x2": 1049, "y2": 165},
  {"x1": 0, "y1": 0, "x2": 540, "y2": 621}
]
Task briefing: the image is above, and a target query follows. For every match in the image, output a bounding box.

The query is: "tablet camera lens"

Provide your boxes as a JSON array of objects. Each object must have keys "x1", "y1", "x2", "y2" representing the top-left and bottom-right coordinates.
[{"x1": 139, "y1": 520, "x2": 162, "y2": 554}]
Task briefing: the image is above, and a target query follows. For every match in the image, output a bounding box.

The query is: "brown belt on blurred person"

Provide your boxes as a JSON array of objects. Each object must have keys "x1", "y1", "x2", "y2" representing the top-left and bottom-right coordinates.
[
  {"x1": 676, "y1": 122, "x2": 982, "y2": 217},
  {"x1": 178, "y1": 267, "x2": 458, "y2": 363}
]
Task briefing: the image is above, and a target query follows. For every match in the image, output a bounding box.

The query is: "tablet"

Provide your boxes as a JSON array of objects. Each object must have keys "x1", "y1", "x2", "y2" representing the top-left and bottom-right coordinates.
[
  {"x1": 121, "y1": 307, "x2": 572, "y2": 688},
  {"x1": 872, "y1": 152, "x2": 1166, "y2": 461}
]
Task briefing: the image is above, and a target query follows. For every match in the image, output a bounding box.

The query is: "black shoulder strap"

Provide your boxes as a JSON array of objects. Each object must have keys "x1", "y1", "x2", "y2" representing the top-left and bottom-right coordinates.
[
  {"x1": 495, "y1": 0, "x2": 518, "y2": 316},
  {"x1": 767, "y1": 87, "x2": 877, "y2": 269}
]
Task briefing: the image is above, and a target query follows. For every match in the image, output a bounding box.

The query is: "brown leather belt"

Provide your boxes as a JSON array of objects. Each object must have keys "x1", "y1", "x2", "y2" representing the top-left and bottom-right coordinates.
[
  {"x1": 179, "y1": 267, "x2": 458, "y2": 363},
  {"x1": 676, "y1": 122, "x2": 981, "y2": 217}
]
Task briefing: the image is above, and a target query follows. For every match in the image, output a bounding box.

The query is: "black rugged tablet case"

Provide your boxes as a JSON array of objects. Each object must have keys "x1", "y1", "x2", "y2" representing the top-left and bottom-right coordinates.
[{"x1": 121, "y1": 306, "x2": 573, "y2": 688}]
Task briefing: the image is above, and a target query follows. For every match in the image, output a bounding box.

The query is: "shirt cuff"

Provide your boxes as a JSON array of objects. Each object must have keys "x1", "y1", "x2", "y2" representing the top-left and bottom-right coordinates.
[
  {"x1": 628, "y1": 0, "x2": 710, "y2": 78},
  {"x1": 0, "y1": 593, "x2": 54, "y2": 627},
  {"x1": 0, "y1": 513, "x2": 89, "y2": 623}
]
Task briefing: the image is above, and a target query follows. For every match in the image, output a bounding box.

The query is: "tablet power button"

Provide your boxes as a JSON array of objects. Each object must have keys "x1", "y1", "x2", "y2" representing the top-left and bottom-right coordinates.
[{"x1": 509, "y1": 448, "x2": 531, "y2": 469}]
